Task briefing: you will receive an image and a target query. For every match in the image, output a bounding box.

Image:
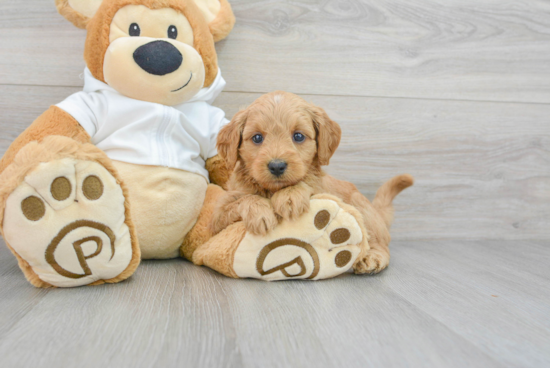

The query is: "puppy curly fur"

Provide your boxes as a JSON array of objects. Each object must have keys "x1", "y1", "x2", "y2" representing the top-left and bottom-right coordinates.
[{"x1": 212, "y1": 91, "x2": 413, "y2": 274}]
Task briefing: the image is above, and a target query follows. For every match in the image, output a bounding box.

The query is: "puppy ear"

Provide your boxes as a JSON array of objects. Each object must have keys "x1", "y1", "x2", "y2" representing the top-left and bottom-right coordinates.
[
  {"x1": 217, "y1": 110, "x2": 247, "y2": 172},
  {"x1": 56, "y1": 0, "x2": 103, "y2": 29},
  {"x1": 192, "y1": 0, "x2": 236, "y2": 42},
  {"x1": 309, "y1": 105, "x2": 342, "y2": 166}
]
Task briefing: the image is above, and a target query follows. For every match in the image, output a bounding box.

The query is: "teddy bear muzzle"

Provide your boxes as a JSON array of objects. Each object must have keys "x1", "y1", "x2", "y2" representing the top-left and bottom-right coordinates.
[{"x1": 103, "y1": 36, "x2": 205, "y2": 106}]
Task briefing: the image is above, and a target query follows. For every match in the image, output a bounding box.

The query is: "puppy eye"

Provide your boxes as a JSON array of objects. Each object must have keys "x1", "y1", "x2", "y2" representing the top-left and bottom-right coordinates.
[
  {"x1": 129, "y1": 23, "x2": 141, "y2": 37},
  {"x1": 168, "y1": 25, "x2": 178, "y2": 39},
  {"x1": 252, "y1": 134, "x2": 264, "y2": 144},
  {"x1": 293, "y1": 132, "x2": 306, "y2": 143}
]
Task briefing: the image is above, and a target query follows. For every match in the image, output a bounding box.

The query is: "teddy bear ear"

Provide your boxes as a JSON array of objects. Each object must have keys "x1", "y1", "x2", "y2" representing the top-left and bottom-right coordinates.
[
  {"x1": 55, "y1": 0, "x2": 104, "y2": 29},
  {"x1": 192, "y1": 0, "x2": 236, "y2": 42}
]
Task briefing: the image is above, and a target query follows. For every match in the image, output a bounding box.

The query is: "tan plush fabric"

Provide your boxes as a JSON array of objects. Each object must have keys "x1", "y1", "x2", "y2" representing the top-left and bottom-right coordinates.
[
  {"x1": 181, "y1": 184, "x2": 247, "y2": 279},
  {"x1": 206, "y1": 0, "x2": 235, "y2": 42},
  {"x1": 192, "y1": 0, "x2": 220, "y2": 23},
  {"x1": 180, "y1": 183, "x2": 223, "y2": 260},
  {"x1": 0, "y1": 106, "x2": 90, "y2": 176},
  {"x1": 112, "y1": 161, "x2": 207, "y2": 259},
  {"x1": 205, "y1": 154, "x2": 230, "y2": 188},
  {"x1": 55, "y1": 0, "x2": 95, "y2": 29},
  {"x1": 191, "y1": 223, "x2": 246, "y2": 279},
  {"x1": 0, "y1": 136, "x2": 141, "y2": 287},
  {"x1": 68, "y1": 0, "x2": 104, "y2": 18}
]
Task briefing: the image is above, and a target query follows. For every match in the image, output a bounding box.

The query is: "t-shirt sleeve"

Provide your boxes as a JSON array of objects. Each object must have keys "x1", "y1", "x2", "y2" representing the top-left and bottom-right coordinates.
[
  {"x1": 56, "y1": 91, "x2": 107, "y2": 138},
  {"x1": 207, "y1": 105, "x2": 229, "y2": 159}
]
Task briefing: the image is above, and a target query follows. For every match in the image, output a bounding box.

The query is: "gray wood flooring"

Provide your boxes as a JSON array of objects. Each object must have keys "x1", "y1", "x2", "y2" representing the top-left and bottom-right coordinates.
[{"x1": 0, "y1": 0, "x2": 549, "y2": 367}]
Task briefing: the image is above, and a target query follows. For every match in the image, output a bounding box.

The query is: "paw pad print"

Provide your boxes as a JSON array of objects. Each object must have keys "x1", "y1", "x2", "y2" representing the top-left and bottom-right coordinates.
[
  {"x1": 21, "y1": 196, "x2": 45, "y2": 221},
  {"x1": 21, "y1": 174, "x2": 104, "y2": 222},
  {"x1": 233, "y1": 196, "x2": 365, "y2": 281},
  {"x1": 3, "y1": 158, "x2": 134, "y2": 287}
]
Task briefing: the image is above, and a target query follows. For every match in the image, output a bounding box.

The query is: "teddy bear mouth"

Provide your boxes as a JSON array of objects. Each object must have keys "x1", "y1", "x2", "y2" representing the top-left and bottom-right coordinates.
[{"x1": 171, "y1": 73, "x2": 193, "y2": 92}]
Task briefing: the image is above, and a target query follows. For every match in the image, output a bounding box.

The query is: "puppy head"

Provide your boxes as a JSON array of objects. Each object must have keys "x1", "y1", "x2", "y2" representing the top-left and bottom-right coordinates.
[{"x1": 218, "y1": 91, "x2": 341, "y2": 192}]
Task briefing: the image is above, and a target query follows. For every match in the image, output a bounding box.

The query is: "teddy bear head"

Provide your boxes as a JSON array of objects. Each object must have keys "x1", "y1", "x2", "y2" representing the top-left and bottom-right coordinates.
[{"x1": 56, "y1": 0, "x2": 235, "y2": 106}]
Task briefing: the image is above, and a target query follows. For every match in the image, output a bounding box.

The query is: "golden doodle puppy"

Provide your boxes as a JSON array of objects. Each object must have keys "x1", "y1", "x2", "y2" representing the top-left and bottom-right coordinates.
[{"x1": 212, "y1": 91, "x2": 414, "y2": 274}]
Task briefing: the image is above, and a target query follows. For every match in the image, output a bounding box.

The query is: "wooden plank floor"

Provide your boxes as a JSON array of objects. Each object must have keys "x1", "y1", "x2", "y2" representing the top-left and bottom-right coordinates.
[{"x1": 0, "y1": 0, "x2": 549, "y2": 367}]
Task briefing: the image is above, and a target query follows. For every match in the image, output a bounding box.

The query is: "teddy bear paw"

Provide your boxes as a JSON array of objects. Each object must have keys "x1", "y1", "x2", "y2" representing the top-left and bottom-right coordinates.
[
  {"x1": 232, "y1": 195, "x2": 365, "y2": 281},
  {"x1": 2, "y1": 158, "x2": 135, "y2": 287}
]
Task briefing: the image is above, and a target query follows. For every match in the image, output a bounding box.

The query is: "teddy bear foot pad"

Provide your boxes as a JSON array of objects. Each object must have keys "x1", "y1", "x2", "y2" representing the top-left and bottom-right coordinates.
[
  {"x1": 3, "y1": 158, "x2": 133, "y2": 287},
  {"x1": 233, "y1": 197, "x2": 364, "y2": 281}
]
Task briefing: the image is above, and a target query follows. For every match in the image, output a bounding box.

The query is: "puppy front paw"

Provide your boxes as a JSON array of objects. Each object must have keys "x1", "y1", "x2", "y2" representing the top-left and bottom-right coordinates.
[
  {"x1": 272, "y1": 187, "x2": 310, "y2": 221},
  {"x1": 242, "y1": 199, "x2": 278, "y2": 236}
]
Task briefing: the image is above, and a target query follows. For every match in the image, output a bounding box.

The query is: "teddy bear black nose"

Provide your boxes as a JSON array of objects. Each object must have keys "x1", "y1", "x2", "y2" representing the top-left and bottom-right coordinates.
[{"x1": 133, "y1": 40, "x2": 183, "y2": 76}]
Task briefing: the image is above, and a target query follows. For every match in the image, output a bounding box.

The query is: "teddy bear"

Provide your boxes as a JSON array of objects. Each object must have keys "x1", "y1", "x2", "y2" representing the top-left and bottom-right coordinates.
[{"x1": 0, "y1": 0, "x2": 379, "y2": 287}]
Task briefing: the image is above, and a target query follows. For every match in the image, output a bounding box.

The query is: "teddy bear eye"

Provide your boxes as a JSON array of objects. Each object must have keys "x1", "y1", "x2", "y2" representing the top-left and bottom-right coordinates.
[
  {"x1": 168, "y1": 25, "x2": 178, "y2": 39},
  {"x1": 129, "y1": 23, "x2": 140, "y2": 37},
  {"x1": 293, "y1": 132, "x2": 306, "y2": 143},
  {"x1": 252, "y1": 134, "x2": 264, "y2": 144}
]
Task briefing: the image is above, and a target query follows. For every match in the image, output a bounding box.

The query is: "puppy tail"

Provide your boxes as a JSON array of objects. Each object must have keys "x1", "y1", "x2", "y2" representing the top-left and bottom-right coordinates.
[{"x1": 372, "y1": 174, "x2": 414, "y2": 228}]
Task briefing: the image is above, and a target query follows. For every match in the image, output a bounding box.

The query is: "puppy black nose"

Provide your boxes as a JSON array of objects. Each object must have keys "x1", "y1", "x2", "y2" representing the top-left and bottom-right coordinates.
[
  {"x1": 133, "y1": 40, "x2": 183, "y2": 76},
  {"x1": 268, "y1": 160, "x2": 287, "y2": 177}
]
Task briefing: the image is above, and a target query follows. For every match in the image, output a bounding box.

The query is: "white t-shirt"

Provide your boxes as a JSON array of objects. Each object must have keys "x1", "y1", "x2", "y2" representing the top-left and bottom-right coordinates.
[{"x1": 56, "y1": 67, "x2": 229, "y2": 182}]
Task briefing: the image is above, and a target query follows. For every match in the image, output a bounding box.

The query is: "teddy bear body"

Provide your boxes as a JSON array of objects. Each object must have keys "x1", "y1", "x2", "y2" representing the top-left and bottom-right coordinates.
[
  {"x1": 56, "y1": 66, "x2": 228, "y2": 258},
  {"x1": 0, "y1": 0, "x2": 238, "y2": 287}
]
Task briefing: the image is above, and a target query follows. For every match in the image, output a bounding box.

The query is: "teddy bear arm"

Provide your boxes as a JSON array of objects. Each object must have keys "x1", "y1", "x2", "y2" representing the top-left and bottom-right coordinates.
[
  {"x1": 0, "y1": 106, "x2": 90, "y2": 175},
  {"x1": 205, "y1": 154, "x2": 230, "y2": 189}
]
